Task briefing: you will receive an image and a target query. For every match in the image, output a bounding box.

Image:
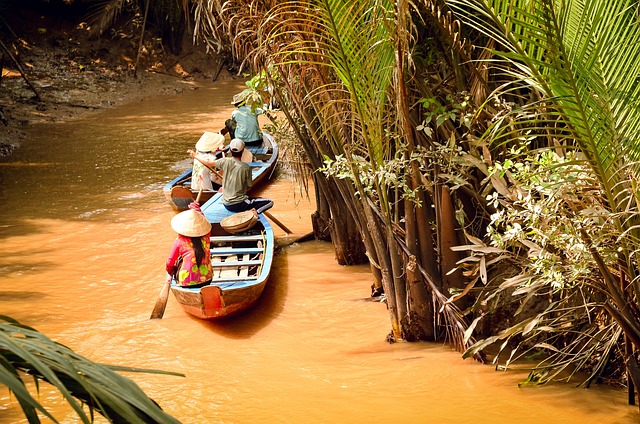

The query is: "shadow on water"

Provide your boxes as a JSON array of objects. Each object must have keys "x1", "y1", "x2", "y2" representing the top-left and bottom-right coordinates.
[
  {"x1": 0, "y1": 290, "x2": 47, "y2": 301},
  {"x1": 0, "y1": 220, "x2": 45, "y2": 239},
  {"x1": 189, "y1": 249, "x2": 290, "y2": 339}
]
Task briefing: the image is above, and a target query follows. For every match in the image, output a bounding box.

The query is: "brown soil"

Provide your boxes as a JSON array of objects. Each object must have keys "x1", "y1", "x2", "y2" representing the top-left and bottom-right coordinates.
[{"x1": 0, "y1": 7, "x2": 235, "y2": 157}]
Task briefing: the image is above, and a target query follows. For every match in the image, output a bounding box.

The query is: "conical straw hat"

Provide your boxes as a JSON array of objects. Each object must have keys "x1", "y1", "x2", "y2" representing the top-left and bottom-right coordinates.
[
  {"x1": 195, "y1": 132, "x2": 225, "y2": 152},
  {"x1": 171, "y1": 210, "x2": 212, "y2": 237},
  {"x1": 231, "y1": 90, "x2": 250, "y2": 105},
  {"x1": 220, "y1": 210, "x2": 258, "y2": 234}
]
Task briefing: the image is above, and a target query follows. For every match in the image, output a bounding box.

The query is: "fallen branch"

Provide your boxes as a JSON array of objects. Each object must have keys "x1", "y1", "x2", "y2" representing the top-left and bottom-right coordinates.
[
  {"x1": 164, "y1": 51, "x2": 195, "y2": 71},
  {"x1": 213, "y1": 58, "x2": 225, "y2": 81},
  {"x1": 49, "y1": 101, "x2": 102, "y2": 110},
  {"x1": 0, "y1": 38, "x2": 42, "y2": 102}
]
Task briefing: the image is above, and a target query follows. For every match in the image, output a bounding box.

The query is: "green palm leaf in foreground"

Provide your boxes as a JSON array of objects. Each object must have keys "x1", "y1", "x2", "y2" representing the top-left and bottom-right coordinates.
[{"x1": 0, "y1": 316, "x2": 182, "y2": 424}]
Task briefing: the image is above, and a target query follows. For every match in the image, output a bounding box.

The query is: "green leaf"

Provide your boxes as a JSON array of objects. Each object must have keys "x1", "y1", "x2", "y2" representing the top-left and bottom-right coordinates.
[{"x1": 0, "y1": 316, "x2": 183, "y2": 423}]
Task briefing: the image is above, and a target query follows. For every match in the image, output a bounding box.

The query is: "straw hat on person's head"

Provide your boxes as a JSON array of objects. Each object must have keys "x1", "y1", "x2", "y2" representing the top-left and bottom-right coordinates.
[
  {"x1": 229, "y1": 138, "x2": 245, "y2": 152},
  {"x1": 195, "y1": 132, "x2": 225, "y2": 152},
  {"x1": 231, "y1": 89, "x2": 251, "y2": 106},
  {"x1": 231, "y1": 93, "x2": 245, "y2": 106},
  {"x1": 170, "y1": 210, "x2": 212, "y2": 237}
]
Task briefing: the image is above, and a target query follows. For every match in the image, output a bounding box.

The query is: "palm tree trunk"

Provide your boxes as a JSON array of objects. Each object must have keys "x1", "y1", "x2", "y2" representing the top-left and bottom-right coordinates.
[
  {"x1": 311, "y1": 173, "x2": 332, "y2": 241},
  {"x1": 395, "y1": 2, "x2": 438, "y2": 338},
  {"x1": 404, "y1": 198, "x2": 435, "y2": 339},
  {"x1": 438, "y1": 185, "x2": 467, "y2": 303}
]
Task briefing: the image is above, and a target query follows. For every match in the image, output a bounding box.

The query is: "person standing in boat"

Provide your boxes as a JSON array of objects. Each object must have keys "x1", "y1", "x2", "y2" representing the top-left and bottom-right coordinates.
[
  {"x1": 166, "y1": 202, "x2": 213, "y2": 288},
  {"x1": 191, "y1": 132, "x2": 225, "y2": 191},
  {"x1": 220, "y1": 91, "x2": 265, "y2": 146},
  {"x1": 187, "y1": 138, "x2": 273, "y2": 214}
]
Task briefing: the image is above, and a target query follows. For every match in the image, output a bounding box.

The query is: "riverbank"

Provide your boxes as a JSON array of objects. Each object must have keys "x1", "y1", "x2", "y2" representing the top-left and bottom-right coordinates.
[{"x1": 0, "y1": 7, "x2": 233, "y2": 157}]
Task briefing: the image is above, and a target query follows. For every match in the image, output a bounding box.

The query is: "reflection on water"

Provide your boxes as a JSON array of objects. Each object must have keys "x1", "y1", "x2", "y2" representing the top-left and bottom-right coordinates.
[{"x1": 0, "y1": 79, "x2": 636, "y2": 423}]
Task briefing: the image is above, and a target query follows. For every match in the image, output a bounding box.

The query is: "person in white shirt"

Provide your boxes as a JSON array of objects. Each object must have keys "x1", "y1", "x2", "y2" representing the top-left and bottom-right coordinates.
[{"x1": 190, "y1": 132, "x2": 225, "y2": 191}]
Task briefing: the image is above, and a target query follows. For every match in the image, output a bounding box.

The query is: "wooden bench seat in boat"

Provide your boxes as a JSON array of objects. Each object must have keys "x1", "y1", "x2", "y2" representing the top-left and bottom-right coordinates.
[
  {"x1": 210, "y1": 259, "x2": 262, "y2": 267},
  {"x1": 210, "y1": 247, "x2": 263, "y2": 255},
  {"x1": 210, "y1": 234, "x2": 264, "y2": 242},
  {"x1": 246, "y1": 144, "x2": 271, "y2": 155}
]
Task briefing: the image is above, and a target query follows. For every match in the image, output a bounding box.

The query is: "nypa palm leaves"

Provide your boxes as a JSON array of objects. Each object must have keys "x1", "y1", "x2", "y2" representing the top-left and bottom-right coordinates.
[
  {"x1": 447, "y1": 0, "x2": 640, "y2": 386},
  {"x1": 265, "y1": 0, "x2": 397, "y2": 168},
  {"x1": 448, "y1": 0, "x2": 640, "y2": 223}
]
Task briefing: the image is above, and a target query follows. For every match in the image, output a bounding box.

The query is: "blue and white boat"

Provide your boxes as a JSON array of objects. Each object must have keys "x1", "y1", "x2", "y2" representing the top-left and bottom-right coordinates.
[
  {"x1": 165, "y1": 133, "x2": 278, "y2": 319},
  {"x1": 169, "y1": 213, "x2": 274, "y2": 319}
]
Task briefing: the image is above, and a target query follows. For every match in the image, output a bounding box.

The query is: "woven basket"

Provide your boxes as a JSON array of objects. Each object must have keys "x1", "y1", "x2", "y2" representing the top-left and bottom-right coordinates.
[{"x1": 220, "y1": 210, "x2": 258, "y2": 234}]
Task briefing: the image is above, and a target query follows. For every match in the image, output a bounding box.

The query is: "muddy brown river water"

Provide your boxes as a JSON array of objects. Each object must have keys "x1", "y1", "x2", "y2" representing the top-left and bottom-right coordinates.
[{"x1": 0, "y1": 79, "x2": 637, "y2": 423}]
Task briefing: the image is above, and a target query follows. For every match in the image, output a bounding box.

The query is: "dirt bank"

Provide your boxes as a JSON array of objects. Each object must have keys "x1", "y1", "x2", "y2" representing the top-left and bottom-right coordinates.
[{"x1": 0, "y1": 7, "x2": 235, "y2": 157}]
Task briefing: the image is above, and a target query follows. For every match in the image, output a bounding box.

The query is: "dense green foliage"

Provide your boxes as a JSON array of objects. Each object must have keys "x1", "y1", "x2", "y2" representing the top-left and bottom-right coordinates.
[
  {"x1": 190, "y1": 0, "x2": 640, "y2": 398},
  {"x1": 446, "y1": 0, "x2": 640, "y2": 389}
]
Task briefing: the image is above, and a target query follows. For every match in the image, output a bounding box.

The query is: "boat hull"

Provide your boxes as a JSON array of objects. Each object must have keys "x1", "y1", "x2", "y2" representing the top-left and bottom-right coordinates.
[
  {"x1": 170, "y1": 279, "x2": 266, "y2": 319},
  {"x1": 169, "y1": 207, "x2": 274, "y2": 320}
]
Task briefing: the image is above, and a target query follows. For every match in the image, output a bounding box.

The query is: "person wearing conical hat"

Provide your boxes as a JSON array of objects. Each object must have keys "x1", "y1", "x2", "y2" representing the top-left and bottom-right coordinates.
[
  {"x1": 191, "y1": 132, "x2": 225, "y2": 191},
  {"x1": 165, "y1": 202, "x2": 213, "y2": 288},
  {"x1": 188, "y1": 138, "x2": 273, "y2": 214},
  {"x1": 220, "y1": 90, "x2": 265, "y2": 147}
]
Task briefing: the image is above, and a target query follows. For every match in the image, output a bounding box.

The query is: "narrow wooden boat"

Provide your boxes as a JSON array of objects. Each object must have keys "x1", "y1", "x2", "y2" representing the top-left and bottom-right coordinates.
[
  {"x1": 164, "y1": 132, "x2": 279, "y2": 211},
  {"x1": 169, "y1": 213, "x2": 274, "y2": 319},
  {"x1": 165, "y1": 130, "x2": 278, "y2": 319}
]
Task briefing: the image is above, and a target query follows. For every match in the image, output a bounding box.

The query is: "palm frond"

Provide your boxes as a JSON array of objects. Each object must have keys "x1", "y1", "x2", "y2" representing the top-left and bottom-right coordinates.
[
  {"x1": 84, "y1": 0, "x2": 128, "y2": 37},
  {"x1": 0, "y1": 316, "x2": 182, "y2": 424},
  {"x1": 264, "y1": 1, "x2": 397, "y2": 163},
  {"x1": 448, "y1": 0, "x2": 640, "y2": 214}
]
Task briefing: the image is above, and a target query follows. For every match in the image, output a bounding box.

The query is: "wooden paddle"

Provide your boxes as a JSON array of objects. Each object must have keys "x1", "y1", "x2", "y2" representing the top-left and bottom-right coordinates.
[
  {"x1": 263, "y1": 210, "x2": 293, "y2": 235},
  {"x1": 151, "y1": 189, "x2": 205, "y2": 320},
  {"x1": 171, "y1": 185, "x2": 195, "y2": 211},
  {"x1": 195, "y1": 187, "x2": 204, "y2": 204},
  {"x1": 194, "y1": 154, "x2": 292, "y2": 234},
  {"x1": 194, "y1": 155, "x2": 223, "y2": 179},
  {"x1": 150, "y1": 274, "x2": 172, "y2": 319}
]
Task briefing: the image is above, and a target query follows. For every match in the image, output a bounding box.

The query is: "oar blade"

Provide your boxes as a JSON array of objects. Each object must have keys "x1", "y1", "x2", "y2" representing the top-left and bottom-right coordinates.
[
  {"x1": 171, "y1": 186, "x2": 195, "y2": 211},
  {"x1": 150, "y1": 280, "x2": 171, "y2": 319}
]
